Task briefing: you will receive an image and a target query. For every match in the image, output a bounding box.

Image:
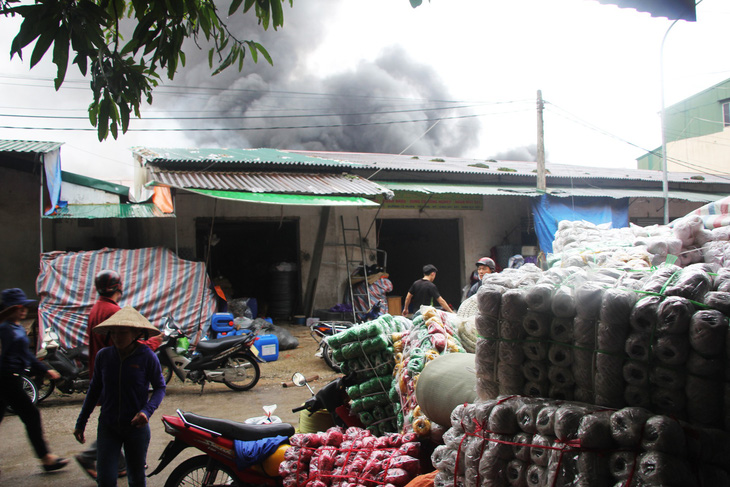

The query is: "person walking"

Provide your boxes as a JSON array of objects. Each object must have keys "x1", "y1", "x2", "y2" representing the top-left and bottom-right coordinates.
[
  {"x1": 75, "y1": 269, "x2": 128, "y2": 480},
  {"x1": 0, "y1": 288, "x2": 69, "y2": 473},
  {"x1": 73, "y1": 306, "x2": 166, "y2": 487},
  {"x1": 402, "y1": 264, "x2": 453, "y2": 317},
  {"x1": 465, "y1": 257, "x2": 496, "y2": 299}
]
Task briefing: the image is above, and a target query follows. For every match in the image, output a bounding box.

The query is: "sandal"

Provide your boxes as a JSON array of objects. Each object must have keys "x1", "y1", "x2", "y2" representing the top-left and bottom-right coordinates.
[
  {"x1": 43, "y1": 457, "x2": 69, "y2": 472},
  {"x1": 74, "y1": 455, "x2": 97, "y2": 480}
]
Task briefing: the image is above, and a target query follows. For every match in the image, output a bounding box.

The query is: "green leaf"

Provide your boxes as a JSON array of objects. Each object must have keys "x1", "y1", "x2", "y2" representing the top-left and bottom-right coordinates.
[
  {"x1": 255, "y1": 42, "x2": 273, "y2": 65},
  {"x1": 270, "y1": 0, "x2": 283, "y2": 28},
  {"x1": 52, "y1": 27, "x2": 70, "y2": 90},
  {"x1": 229, "y1": 0, "x2": 244, "y2": 15},
  {"x1": 243, "y1": 0, "x2": 256, "y2": 13},
  {"x1": 30, "y1": 31, "x2": 55, "y2": 68},
  {"x1": 208, "y1": 47, "x2": 214, "y2": 68},
  {"x1": 409, "y1": 0, "x2": 423, "y2": 6}
]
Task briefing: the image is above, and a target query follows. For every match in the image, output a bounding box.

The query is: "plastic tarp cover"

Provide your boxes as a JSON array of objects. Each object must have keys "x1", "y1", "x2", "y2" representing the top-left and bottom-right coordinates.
[
  {"x1": 683, "y1": 195, "x2": 730, "y2": 228},
  {"x1": 531, "y1": 194, "x2": 629, "y2": 253},
  {"x1": 36, "y1": 247, "x2": 217, "y2": 349}
]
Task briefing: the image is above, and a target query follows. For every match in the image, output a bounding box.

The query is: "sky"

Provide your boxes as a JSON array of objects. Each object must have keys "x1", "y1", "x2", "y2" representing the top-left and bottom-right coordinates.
[{"x1": 0, "y1": 0, "x2": 729, "y2": 183}]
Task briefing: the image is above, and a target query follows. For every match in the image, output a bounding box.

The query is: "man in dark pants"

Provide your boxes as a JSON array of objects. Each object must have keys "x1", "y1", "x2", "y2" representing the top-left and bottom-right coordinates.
[{"x1": 402, "y1": 264, "x2": 453, "y2": 317}]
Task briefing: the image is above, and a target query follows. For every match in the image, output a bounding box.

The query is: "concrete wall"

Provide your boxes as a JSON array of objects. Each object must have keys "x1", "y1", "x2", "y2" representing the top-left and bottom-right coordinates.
[{"x1": 667, "y1": 127, "x2": 730, "y2": 175}]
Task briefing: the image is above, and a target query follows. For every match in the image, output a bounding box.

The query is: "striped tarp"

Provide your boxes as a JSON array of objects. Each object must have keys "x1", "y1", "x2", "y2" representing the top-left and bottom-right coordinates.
[
  {"x1": 36, "y1": 247, "x2": 216, "y2": 349},
  {"x1": 690, "y1": 196, "x2": 730, "y2": 228}
]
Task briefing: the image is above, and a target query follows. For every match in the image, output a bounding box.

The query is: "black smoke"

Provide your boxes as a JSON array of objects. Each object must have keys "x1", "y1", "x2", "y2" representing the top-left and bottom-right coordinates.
[{"x1": 161, "y1": 1, "x2": 480, "y2": 157}]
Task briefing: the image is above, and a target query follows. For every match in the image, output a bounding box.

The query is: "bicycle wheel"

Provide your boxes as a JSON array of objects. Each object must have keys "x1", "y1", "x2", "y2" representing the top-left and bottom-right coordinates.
[
  {"x1": 164, "y1": 455, "x2": 240, "y2": 487},
  {"x1": 8, "y1": 374, "x2": 38, "y2": 413},
  {"x1": 322, "y1": 343, "x2": 341, "y2": 373},
  {"x1": 222, "y1": 354, "x2": 260, "y2": 391},
  {"x1": 35, "y1": 375, "x2": 55, "y2": 402}
]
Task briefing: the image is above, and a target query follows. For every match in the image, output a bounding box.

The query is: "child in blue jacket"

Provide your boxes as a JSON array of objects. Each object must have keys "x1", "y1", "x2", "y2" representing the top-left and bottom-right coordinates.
[{"x1": 74, "y1": 306, "x2": 166, "y2": 487}]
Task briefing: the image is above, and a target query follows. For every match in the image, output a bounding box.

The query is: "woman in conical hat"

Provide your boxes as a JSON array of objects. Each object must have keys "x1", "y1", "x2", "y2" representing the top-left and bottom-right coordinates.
[{"x1": 73, "y1": 306, "x2": 166, "y2": 487}]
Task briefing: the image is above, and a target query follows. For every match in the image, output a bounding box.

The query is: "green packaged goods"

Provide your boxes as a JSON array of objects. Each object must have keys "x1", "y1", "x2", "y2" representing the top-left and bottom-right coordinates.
[{"x1": 359, "y1": 410, "x2": 374, "y2": 426}]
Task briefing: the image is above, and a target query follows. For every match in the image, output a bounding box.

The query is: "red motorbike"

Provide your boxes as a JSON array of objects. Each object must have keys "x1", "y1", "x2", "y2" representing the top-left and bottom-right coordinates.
[
  {"x1": 148, "y1": 408, "x2": 295, "y2": 486},
  {"x1": 149, "y1": 373, "x2": 358, "y2": 487}
]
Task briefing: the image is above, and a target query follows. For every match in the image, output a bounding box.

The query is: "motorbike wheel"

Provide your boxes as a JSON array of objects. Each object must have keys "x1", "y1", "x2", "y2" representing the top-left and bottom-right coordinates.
[
  {"x1": 7, "y1": 374, "x2": 38, "y2": 413},
  {"x1": 34, "y1": 375, "x2": 55, "y2": 402},
  {"x1": 222, "y1": 354, "x2": 260, "y2": 391},
  {"x1": 322, "y1": 343, "x2": 341, "y2": 373},
  {"x1": 161, "y1": 363, "x2": 174, "y2": 384},
  {"x1": 164, "y1": 455, "x2": 241, "y2": 487}
]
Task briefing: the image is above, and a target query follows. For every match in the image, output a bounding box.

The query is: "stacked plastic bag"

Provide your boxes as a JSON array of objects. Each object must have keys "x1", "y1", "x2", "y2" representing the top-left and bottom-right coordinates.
[
  {"x1": 432, "y1": 396, "x2": 730, "y2": 487},
  {"x1": 549, "y1": 216, "x2": 730, "y2": 269},
  {"x1": 327, "y1": 315, "x2": 410, "y2": 436},
  {"x1": 474, "y1": 262, "x2": 730, "y2": 430},
  {"x1": 279, "y1": 426, "x2": 421, "y2": 487},
  {"x1": 390, "y1": 307, "x2": 465, "y2": 437}
]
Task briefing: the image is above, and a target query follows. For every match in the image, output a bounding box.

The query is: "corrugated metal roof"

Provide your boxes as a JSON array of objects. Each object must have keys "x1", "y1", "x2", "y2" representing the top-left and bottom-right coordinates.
[
  {"x1": 148, "y1": 169, "x2": 392, "y2": 197},
  {"x1": 291, "y1": 150, "x2": 730, "y2": 185},
  {"x1": 381, "y1": 181, "x2": 721, "y2": 203},
  {"x1": 187, "y1": 189, "x2": 379, "y2": 207},
  {"x1": 61, "y1": 171, "x2": 129, "y2": 196},
  {"x1": 133, "y1": 147, "x2": 364, "y2": 169},
  {"x1": 0, "y1": 140, "x2": 63, "y2": 154},
  {"x1": 43, "y1": 203, "x2": 173, "y2": 219}
]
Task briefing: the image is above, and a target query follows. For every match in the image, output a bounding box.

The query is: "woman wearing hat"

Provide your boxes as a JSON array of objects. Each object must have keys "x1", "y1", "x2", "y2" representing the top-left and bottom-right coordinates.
[
  {"x1": 73, "y1": 306, "x2": 166, "y2": 487},
  {"x1": 0, "y1": 288, "x2": 68, "y2": 473}
]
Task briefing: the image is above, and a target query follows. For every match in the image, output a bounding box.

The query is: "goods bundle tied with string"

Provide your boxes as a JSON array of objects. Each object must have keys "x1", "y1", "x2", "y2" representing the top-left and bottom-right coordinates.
[
  {"x1": 328, "y1": 314, "x2": 410, "y2": 436},
  {"x1": 474, "y1": 262, "x2": 730, "y2": 430},
  {"x1": 279, "y1": 426, "x2": 422, "y2": 487},
  {"x1": 389, "y1": 306, "x2": 466, "y2": 438},
  {"x1": 431, "y1": 396, "x2": 730, "y2": 487}
]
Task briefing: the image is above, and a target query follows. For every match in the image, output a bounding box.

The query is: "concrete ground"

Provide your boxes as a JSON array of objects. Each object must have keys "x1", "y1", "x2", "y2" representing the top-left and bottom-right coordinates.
[{"x1": 0, "y1": 324, "x2": 340, "y2": 486}]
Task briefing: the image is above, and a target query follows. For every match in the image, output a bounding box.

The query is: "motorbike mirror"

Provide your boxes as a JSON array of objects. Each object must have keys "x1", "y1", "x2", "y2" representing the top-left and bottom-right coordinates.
[{"x1": 292, "y1": 372, "x2": 315, "y2": 394}]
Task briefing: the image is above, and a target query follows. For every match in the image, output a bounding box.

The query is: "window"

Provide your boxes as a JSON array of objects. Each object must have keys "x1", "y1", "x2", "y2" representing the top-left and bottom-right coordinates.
[{"x1": 724, "y1": 101, "x2": 730, "y2": 127}]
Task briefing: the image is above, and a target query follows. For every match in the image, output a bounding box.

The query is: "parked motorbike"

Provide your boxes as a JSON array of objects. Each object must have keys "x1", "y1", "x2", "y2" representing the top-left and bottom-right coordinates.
[
  {"x1": 310, "y1": 321, "x2": 353, "y2": 372},
  {"x1": 34, "y1": 325, "x2": 90, "y2": 401},
  {"x1": 149, "y1": 373, "x2": 352, "y2": 487},
  {"x1": 156, "y1": 316, "x2": 261, "y2": 391}
]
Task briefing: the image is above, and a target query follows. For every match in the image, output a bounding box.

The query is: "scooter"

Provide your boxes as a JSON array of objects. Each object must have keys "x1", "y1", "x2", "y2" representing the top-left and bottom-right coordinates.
[
  {"x1": 156, "y1": 316, "x2": 261, "y2": 392},
  {"x1": 148, "y1": 373, "x2": 353, "y2": 487},
  {"x1": 34, "y1": 325, "x2": 90, "y2": 401},
  {"x1": 310, "y1": 321, "x2": 353, "y2": 372}
]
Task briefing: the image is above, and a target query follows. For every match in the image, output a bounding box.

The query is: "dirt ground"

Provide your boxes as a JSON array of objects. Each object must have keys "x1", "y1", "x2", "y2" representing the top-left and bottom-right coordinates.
[{"x1": 0, "y1": 323, "x2": 341, "y2": 486}]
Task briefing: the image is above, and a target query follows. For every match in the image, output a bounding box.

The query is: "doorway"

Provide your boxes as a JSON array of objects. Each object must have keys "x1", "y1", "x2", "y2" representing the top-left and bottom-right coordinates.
[
  {"x1": 375, "y1": 219, "x2": 461, "y2": 310},
  {"x1": 196, "y1": 218, "x2": 301, "y2": 318}
]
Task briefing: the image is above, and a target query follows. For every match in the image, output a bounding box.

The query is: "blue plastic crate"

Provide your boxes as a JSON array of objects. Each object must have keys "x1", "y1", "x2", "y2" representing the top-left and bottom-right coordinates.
[{"x1": 254, "y1": 334, "x2": 279, "y2": 362}]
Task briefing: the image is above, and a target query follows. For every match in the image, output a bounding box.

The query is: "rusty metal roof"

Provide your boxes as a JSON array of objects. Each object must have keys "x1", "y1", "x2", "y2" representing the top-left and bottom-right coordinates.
[
  {"x1": 148, "y1": 169, "x2": 392, "y2": 197},
  {"x1": 133, "y1": 147, "x2": 364, "y2": 170},
  {"x1": 0, "y1": 139, "x2": 63, "y2": 154}
]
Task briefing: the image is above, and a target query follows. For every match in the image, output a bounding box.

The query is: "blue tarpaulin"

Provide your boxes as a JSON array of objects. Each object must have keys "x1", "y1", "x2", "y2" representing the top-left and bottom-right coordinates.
[{"x1": 531, "y1": 195, "x2": 629, "y2": 253}]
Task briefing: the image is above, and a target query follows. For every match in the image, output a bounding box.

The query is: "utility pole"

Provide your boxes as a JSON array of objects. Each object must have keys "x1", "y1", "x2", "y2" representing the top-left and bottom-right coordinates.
[{"x1": 536, "y1": 90, "x2": 546, "y2": 192}]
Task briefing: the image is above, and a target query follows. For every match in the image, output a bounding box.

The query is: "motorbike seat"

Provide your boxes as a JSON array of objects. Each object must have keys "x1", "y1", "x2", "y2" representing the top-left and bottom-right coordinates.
[
  {"x1": 195, "y1": 335, "x2": 251, "y2": 354},
  {"x1": 181, "y1": 411, "x2": 295, "y2": 441}
]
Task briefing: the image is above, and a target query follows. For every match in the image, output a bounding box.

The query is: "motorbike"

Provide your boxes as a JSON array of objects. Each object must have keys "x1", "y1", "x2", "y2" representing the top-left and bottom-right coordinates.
[
  {"x1": 310, "y1": 321, "x2": 353, "y2": 372},
  {"x1": 149, "y1": 373, "x2": 352, "y2": 487},
  {"x1": 34, "y1": 325, "x2": 90, "y2": 401},
  {"x1": 156, "y1": 316, "x2": 261, "y2": 392},
  {"x1": 311, "y1": 301, "x2": 383, "y2": 372}
]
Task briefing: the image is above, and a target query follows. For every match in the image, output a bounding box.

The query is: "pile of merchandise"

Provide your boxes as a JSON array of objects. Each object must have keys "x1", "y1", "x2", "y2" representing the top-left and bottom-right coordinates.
[
  {"x1": 475, "y1": 262, "x2": 730, "y2": 430},
  {"x1": 327, "y1": 315, "x2": 410, "y2": 435},
  {"x1": 550, "y1": 215, "x2": 730, "y2": 269},
  {"x1": 280, "y1": 426, "x2": 422, "y2": 487},
  {"x1": 390, "y1": 307, "x2": 465, "y2": 436},
  {"x1": 432, "y1": 396, "x2": 730, "y2": 487}
]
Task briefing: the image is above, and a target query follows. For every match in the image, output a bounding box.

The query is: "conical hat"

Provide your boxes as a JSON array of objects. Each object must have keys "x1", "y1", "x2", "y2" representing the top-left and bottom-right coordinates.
[{"x1": 93, "y1": 306, "x2": 161, "y2": 337}]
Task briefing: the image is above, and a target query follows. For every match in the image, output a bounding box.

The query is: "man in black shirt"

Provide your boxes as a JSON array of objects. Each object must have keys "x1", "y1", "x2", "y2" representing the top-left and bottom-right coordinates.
[{"x1": 402, "y1": 264, "x2": 453, "y2": 317}]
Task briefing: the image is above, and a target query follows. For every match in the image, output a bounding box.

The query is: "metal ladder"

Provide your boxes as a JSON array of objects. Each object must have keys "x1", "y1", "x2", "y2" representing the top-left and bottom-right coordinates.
[{"x1": 341, "y1": 215, "x2": 371, "y2": 323}]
